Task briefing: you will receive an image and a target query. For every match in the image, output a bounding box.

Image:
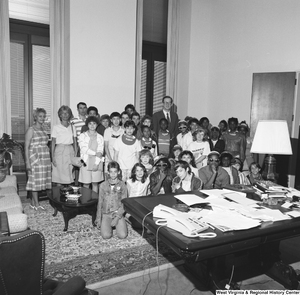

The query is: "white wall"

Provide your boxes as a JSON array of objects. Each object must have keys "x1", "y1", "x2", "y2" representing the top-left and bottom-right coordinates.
[
  {"x1": 177, "y1": 0, "x2": 300, "y2": 126},
  {"x1": 69, "y1": 0, "x2": 136, "y2": 117}
]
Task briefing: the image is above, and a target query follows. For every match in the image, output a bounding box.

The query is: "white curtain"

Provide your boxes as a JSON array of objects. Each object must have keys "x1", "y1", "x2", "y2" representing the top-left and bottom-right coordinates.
[
  {"x1": 166, "y1": 0, "x2": 180, "y2": 110},
  {"x1": 0, "y1": 0, "x2": 11, "y2": 135},
  {"x1": 134, "y1": 0, "x2": 143, "y2": 112},
  {"x1": 50, "y1": 0, "x2": 70, "y2": 126}
]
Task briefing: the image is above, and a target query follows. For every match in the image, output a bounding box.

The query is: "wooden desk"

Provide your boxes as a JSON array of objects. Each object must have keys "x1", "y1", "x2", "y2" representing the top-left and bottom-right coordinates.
[{"x1": 122, "y1": 192, "x2": 300, "y2": 262}]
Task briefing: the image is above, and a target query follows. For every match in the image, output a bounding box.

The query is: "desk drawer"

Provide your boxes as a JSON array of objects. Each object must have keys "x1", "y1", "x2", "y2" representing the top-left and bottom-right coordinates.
[{"x1": 181, "y1": 237, "x2": 261, "y2": 262}]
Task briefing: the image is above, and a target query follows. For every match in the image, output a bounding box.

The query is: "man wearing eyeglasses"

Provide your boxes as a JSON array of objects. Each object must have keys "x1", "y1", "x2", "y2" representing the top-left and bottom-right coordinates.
[
  {"x1": 198, "y1": 151, "x2": 229, "y2": 189},
  {"x1": 152, "y1": 96, "x2": 179, "y2": 137}
]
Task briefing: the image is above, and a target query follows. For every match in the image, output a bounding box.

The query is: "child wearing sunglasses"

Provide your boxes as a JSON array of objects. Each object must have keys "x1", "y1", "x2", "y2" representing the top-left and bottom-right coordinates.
[
  {"x1": 149, "y1": 157, "x2": 175, "y2": 195},
  {"x1": 199, "y1": 151, "x2": 229, "y2": 189},
  {"x1": 176, "y1": 120, "x2": 192, "y2": 150}
]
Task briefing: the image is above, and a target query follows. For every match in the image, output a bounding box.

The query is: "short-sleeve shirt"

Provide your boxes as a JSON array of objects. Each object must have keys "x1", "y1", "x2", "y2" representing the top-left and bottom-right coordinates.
[
  {"x1": 104, "y1": 127, "x2": 124, "y2": 160},
  {"x1": 71, "y1": 117, "x2": 86, "y2": 139},
  {"x1": 198, "y1": 165, "x2": 230, "y2": 189},
  {"x1": 177, "y1": 132, "x2": 193, "y2": 151},
  {"x1": 113, "y1": 135, "x2": 141, "y2": 170},
  {"x1": 187, "y1": 141, "x2": 211, "y2": 169},
  {"x1": 51, "y1": 124, "x2": 74, "y2": 145},
  {"x1": 127, "y1": 178, "x2": 150, "y2": 197}
]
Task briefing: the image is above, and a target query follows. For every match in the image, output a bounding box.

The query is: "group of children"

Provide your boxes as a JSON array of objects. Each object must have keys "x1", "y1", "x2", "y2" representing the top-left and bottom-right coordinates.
[{"x1": 74, "y1": 103, "x2": 262, "y2": 240}]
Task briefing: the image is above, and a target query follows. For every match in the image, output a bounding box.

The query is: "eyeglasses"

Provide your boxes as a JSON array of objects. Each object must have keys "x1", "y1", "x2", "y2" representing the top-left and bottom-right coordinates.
[
  {"x1": 156, "y1": 163, "x2": 168, "y2": 167},
  {"x1": 143, "y1": 146, "x2": 151, "y2": 150},
  {"x1": 178, "y1": 126, "x2": 187, "y2": 130},
  {"x1": 209, "y1": 158, "x2": 220, "y2": 163}
]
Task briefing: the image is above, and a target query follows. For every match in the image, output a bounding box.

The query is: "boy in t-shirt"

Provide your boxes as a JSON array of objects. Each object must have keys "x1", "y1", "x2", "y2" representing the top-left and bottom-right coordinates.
[
  {"x1": 157, "y1": 118, "x2": 173, "y2": 158},
  {"x1": 113, "y1": 120, "x2": 141, "y2": 182},
  {"x1": 103, "y1": 112, "x2": 124, "y2": 178}
]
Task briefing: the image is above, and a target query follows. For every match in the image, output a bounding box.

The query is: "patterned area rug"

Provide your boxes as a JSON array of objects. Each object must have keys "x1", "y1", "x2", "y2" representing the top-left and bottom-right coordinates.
[{"x1": 23, "y1": 201, "x2": 181, "y2": 284}]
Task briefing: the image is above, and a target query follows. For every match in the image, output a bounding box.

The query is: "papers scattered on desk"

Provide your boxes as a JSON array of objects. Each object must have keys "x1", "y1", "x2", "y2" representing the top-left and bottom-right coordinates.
[
  {"x1": 222, "y1": 192, "x2": 258, "y2": 206},
  {"x1": 174, "y1": 189, "x2": 293, "y2": 232},
  {"x1": 252, "y1": 208, "x2": 291, "y2": 222},
  {"x1": 174, "y1": 194, "x2": 209, "y2": 206},
  {"x1": 286, "y1": 210, "x2": 300, "y2": 218},
  {"x1": 286, "y1": 187, "x2": 300, "y2": 198},
  {"x1": 201, "y1": 189, "x2": 244, "y2": 198},
  {"x1": 201, "y1": 208, "x2": 261, "y2": 231}
]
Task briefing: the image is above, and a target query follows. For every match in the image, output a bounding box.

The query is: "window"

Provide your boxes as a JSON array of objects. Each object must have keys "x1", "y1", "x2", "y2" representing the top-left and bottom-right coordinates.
[
  {"x1": 140, "y1": 42, "x2": 167, "y2": 116},
  {"x1": 139, "y1": 0, "x2": 168, "y2": 116},
  {"x1": 10, "y1": 19, "x2": 50, "y2": 172}
]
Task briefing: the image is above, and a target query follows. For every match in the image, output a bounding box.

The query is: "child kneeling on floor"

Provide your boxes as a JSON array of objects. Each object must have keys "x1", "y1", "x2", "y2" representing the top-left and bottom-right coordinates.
[{"x1": 95, "y1": 161, "x2": 128, "y2": 239}]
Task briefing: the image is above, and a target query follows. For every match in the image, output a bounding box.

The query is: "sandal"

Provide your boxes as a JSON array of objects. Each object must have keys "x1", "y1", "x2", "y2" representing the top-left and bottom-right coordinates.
[
  {"x1": 30, "y1": 205, "x2": 37, "y2": 210},
  {"x1": 37, "y1": 205, "x2": 45, "y2": 211}
]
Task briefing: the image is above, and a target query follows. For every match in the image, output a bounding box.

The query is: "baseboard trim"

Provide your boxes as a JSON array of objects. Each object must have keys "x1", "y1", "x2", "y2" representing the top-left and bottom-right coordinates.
[{"x1": 86, "y1": 260, "x2": 184, "y2": 290}]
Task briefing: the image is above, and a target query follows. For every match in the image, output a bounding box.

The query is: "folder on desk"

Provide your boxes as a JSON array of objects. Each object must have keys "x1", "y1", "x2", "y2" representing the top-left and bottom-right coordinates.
[{"x1": 174, "y1": 194, "x2": 209, "y2": 206}]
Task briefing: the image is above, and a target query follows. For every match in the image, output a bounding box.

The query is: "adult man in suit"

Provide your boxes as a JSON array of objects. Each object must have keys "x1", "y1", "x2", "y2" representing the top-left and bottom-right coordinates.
[{"x1": 152, "y1": 96, "x2": 179, "y2": 137}]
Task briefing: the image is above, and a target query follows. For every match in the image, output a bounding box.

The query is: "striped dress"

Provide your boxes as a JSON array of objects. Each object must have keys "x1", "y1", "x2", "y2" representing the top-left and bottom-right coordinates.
[{"x1": 26, "y1": 126, "x2": 52, "y2": 191}]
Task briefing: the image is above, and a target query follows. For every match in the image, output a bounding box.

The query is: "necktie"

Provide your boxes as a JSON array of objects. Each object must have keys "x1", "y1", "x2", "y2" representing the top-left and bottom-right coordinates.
[{"x1": 166, "y1": 112, "x2": 171, "y2": 123}]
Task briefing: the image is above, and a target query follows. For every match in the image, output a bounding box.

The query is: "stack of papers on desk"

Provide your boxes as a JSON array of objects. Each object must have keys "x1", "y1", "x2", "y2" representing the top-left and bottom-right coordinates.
[
  {"x1": 201, "y1": 189, "x2": 246, "y2": 198},
  {"x1": 174, "y1": 194, "x2": 209, "y2": 206},
  {"x1": 174, "y1": 190, "x2": 291, "y2": 231},
  {"x1": 201, "y1": 208, "x2": 261, "y2": 231}
]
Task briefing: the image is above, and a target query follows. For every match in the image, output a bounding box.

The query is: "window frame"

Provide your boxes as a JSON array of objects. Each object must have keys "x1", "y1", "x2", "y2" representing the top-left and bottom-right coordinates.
[
  {"x1": 9, "y1": 19, "x2": 50, "y2": 128},
  {"x1": 142, "y1": 41, "x2": 167, "y2": 115}
]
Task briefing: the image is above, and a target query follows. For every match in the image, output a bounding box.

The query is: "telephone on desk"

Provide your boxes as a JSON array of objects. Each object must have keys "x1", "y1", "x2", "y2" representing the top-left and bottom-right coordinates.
[{"x1": 153, "y1": 204, "x2": 216, "y2": 238}]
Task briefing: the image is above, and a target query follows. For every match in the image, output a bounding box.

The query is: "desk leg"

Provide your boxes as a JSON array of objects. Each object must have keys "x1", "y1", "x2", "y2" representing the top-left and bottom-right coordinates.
[
  {"x1": 91, "y1": 207, "x2": 97, "y2": 227},
  {"x1": 183, "y1": 260, "x2": 212, "y2": 291},
  {"x1": 183, "y1": 256, "x2": 241, "y2": 291},
  {"x1": 53, "y1": 208, "x2": 58, "y2": 217},
  {"x1": 62, "y1": 210, "x2": 78, "y2": 231},
  {"x1": 62, "y1": 212, "x2": 70, "y2": 231}
]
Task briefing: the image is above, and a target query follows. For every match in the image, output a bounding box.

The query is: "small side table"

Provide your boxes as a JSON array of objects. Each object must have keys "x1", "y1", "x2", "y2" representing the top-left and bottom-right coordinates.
[{"x1": 0, "y1": 211, "x2": 10, "y2": 236}]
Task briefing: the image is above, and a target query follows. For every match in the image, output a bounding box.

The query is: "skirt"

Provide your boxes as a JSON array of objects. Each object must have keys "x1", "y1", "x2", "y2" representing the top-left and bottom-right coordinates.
[{"x1": 52, "y1": 144, "x2": 75, "y2": 184}]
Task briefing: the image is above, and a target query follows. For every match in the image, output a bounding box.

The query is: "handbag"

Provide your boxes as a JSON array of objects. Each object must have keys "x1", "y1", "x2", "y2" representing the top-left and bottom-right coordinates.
[{"x1": 71, "y1": 157, "x2": 83, "y2": 168}]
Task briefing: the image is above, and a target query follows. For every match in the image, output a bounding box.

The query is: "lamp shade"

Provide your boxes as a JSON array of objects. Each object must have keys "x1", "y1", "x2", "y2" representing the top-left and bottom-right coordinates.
[{"x1": 250, "y1": 120, "x2": 292, "y2": 155}]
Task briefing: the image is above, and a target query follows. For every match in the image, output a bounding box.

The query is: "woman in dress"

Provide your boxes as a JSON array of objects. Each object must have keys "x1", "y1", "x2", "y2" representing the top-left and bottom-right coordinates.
[
  {"x1": 51, "y1": 106, "x2": 77, "y2": 186},
  {"x1": 25, "y1": 108, "x2": 51, "y2": 210}
]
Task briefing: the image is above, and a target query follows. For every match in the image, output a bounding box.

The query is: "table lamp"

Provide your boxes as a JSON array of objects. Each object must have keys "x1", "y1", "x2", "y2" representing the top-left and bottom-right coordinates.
[{"x1": 250, "y1": 120, "x2": 292, "y2": 182}]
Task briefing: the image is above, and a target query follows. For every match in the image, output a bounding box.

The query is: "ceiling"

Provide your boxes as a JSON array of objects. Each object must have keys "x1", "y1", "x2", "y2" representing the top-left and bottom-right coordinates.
[{"x1": 9, "y1": 0, "x2": 49, "y2": 24}]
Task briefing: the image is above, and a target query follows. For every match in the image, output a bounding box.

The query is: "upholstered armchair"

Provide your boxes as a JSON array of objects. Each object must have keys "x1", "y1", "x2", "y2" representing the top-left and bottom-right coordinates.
[{"x1": 0, "y1": 230, "x2": 98, "y2": 295}]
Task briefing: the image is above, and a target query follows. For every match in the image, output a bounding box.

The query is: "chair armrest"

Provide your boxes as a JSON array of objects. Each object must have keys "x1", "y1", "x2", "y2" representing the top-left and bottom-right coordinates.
[
  {"x1": 43, "y1": 276, "x2": 86, "y2": 295},
  {"x1": 0, "y1": 175, "x2": 17, "y2": 190}
]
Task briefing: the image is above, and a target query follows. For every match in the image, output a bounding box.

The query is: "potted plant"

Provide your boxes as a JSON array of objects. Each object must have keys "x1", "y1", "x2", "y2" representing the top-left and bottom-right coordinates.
[{"x1": 0, "y1": 133, "x2": 24, "y2": 182}]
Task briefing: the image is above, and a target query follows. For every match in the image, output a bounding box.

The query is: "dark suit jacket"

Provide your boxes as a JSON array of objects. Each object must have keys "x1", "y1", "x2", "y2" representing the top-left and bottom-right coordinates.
[
  {"x1": 152, "y1": 110, "x2": 179, "y2": 137},
  {"x1": 208, "y1": 139, "x2": 225, "y2": 154}
]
